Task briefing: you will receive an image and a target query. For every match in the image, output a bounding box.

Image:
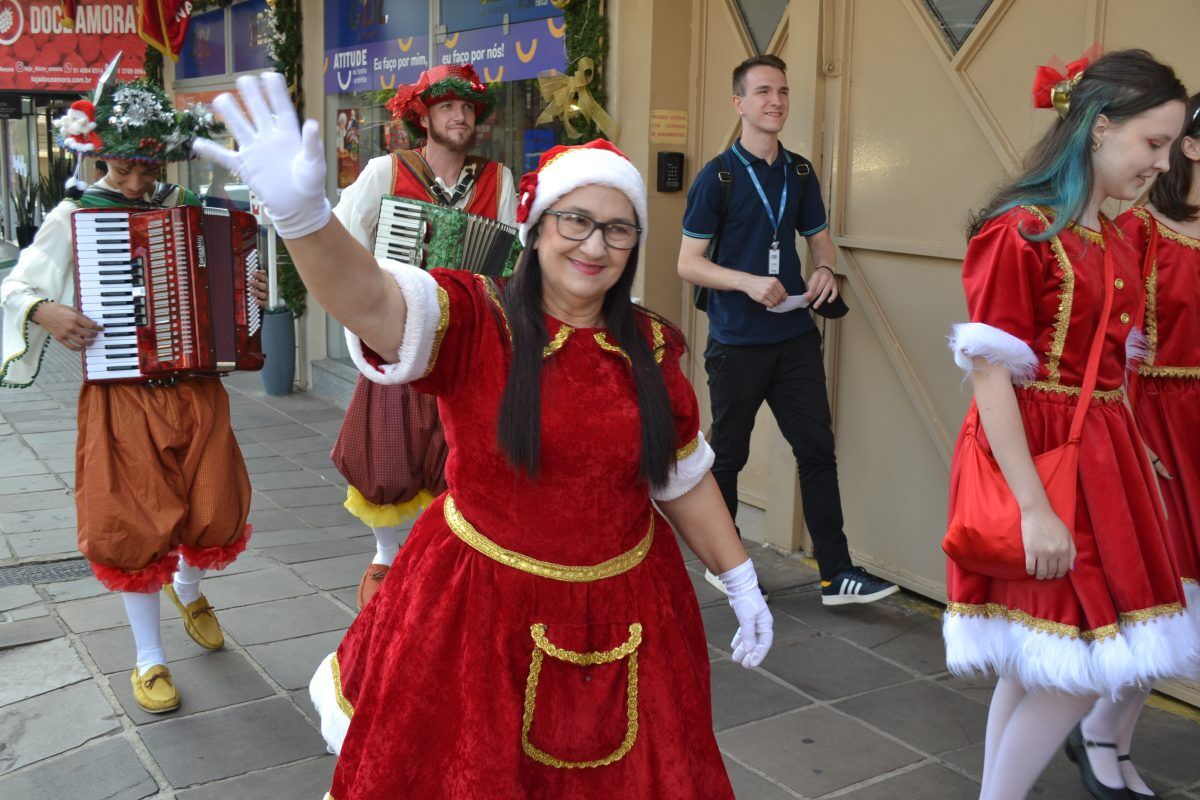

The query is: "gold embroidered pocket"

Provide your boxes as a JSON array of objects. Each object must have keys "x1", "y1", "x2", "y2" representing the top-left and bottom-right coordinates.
[{"x1": 521, "y1": 622, "x2": 642, "y2": 768}]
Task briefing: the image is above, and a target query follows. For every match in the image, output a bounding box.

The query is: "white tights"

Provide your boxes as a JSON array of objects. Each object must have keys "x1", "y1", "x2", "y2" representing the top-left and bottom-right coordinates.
[
  {"x1": 979, "y1": 676, "x2": 1097, "y2": 800},
  {"x1": 1082, "y1": 689, "x2": 1153, "y2": 794}
]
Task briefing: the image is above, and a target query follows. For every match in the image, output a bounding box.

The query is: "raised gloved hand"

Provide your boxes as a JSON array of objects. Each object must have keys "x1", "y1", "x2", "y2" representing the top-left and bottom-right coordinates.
[
  {"x1": 192, "y1": 72, "x2": 330, "y2": 240},
  {"x1": 719, "y1": 559, "x2": 773, "y2": 668}
]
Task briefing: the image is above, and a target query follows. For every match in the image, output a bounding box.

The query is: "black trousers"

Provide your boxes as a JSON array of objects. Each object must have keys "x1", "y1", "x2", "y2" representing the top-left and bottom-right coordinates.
[{"x1": 704, "y1": 329, "x2": 853, "y2": 581}]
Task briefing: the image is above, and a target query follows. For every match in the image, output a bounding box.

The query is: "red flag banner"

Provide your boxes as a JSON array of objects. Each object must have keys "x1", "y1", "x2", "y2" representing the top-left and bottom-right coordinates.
[
  {"x1": 0, "y1": 1, "x2": 145, "y2": 91},
  {"x1": 138, "y1": 0, "x2": 190, "y2": 61}
]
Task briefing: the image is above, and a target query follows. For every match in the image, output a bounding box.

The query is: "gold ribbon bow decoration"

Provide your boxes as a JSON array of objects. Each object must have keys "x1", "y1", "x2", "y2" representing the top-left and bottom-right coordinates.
[{"x1": 536, "y1": 58, "x2": 619, "y2": 141}]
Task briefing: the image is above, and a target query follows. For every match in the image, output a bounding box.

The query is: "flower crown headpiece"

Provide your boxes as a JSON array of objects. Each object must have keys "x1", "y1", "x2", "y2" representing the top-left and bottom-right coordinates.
[{"x1": 1032, "y1": 45, "x2": 1102, "y2": 119}]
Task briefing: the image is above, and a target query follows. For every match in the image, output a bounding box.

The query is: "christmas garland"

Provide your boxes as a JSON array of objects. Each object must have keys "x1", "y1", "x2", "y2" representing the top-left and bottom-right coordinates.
[
  {"x1": 558, "y1": 0, "x2": 609, "y2": 143},
  {"x1": 266, "y1": 0, "x2": 306, "y2": 317}
]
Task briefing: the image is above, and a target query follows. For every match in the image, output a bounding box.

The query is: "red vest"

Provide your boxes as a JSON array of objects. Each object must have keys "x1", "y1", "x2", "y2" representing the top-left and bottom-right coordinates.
[{"x1": 390, "y1": 151, "x2": 502, "y2": 219}]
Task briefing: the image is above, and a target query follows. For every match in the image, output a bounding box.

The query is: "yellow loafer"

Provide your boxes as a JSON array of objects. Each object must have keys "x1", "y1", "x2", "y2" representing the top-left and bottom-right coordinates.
[
  {"x1": 164, "y1": 584, "x2": 225, "y2": 651},
  {"x1": 131, "y1": 665, "x2": 180, "y2": 714}
]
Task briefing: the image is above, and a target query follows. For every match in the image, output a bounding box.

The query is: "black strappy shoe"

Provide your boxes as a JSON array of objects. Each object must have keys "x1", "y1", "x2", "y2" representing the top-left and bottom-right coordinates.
[
  {"x1": 1064, "y1": 723, "x2": 1136, "y2": 800},
  {"x1": 1116, "y1": 754, "x2": 1158, "y2": 800}
]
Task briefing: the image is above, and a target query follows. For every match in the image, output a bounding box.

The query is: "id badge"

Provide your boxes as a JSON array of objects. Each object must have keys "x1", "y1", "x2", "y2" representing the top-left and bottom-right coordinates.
[{"x1": 768, "y1": 241, "x2": 781, "y2": 275}]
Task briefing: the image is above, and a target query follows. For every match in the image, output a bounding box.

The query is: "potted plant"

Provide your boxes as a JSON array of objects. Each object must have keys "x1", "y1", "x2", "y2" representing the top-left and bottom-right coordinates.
[
  {"x1": 261, "y1": 236, "x2": 305, "y2": 395},
  {"x1": 12, "y1": 174, "x2": 37, "y2": 247},
  {"x1": 38, "y1": 152, "x2": 74, "y2": 214}
]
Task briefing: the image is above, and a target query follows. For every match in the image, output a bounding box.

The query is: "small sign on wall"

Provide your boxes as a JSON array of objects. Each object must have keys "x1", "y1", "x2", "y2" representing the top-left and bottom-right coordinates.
[{"x1": 650, "y1": 109, "x2": 688, "y2": 145}]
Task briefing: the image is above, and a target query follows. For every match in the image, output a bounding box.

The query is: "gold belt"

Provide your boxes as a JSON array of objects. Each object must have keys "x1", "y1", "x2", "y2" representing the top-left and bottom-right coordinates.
[{"x1": 443, "y1": 495, "x2": 653, "y2": 582}]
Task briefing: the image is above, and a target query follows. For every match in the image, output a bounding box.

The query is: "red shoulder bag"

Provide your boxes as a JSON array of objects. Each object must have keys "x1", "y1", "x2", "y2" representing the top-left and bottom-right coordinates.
[{"x1": 943, "y1": 229, "x2": 1115, "y2": 580}]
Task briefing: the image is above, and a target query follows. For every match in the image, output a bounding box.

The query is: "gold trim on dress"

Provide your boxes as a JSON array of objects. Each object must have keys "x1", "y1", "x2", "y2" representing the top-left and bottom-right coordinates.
[
  {"x1": 422, "y1": 286, "x2": 451, "y2": 378},
  {"x1": 521, "y1": 623, "x2": 641, "y2": 768},
  {"x1": 543, "y1": 324, "x2": 573, "y2": 358},
  {"x1": 330, "y1": 654, "x2": 355, "y2": 719},
  {"x1": 650, "y1": 320, "x2": 666, "y2": 364},
  {"x1": 444, "y1": 495, "x2": 654, "y2": 582},
  {"x1": 593, "y1": 332, "x2": 630, "y2": 363},
  {"x1": 1023, "y1": 207, "x2": 1075, "y2": 386},
  {"x1": 478, "y1": 274, "x2": 512, "y2": 339},
  {"x1": 1140, "y1": 365, "x2": 1200, "y2": 379},
  {"x1": 593, "y1": 329, "x2": 667, "y2": 365},
  {"x1": 1131, "y1": 210, "x2": 1200, "y2": 377},
  {"x1": 1019, "y1": 380, "x2": 1124, "y2": 402},
  {"x1": 946, "y1": 601, "x2": 1119, "y2": 642},
  {"x1": 675, "y1": 435, "x2": 700, "y2": 462},
  {"x1": 1148, "y1": 214, "x2": 1200, "y2": 250},
  {"x1": 1070, "y1": 222, "x2": 1106, "y2": 247},
  {"x1": 1118, "y1": 602, "x2": 1184, "y2": 625}
]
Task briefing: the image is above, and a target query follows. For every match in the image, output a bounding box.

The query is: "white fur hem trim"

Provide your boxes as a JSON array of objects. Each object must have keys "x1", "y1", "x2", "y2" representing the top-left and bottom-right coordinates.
[
  {"x1": 651, "y1": 431, "x2": 716, "y2": 502},
  {"x1": 309, "y1": 652, "x2": 350, "y2": 755},
  {"x1": 943, "y1": 604, "x2": 1200, "y2": 696},
  {"x1": 948, "y1": 322, "x2": 1039, "y2": 383},
  {"x1": 345, "y1": 260, "x2": 442, "y2": 385}
]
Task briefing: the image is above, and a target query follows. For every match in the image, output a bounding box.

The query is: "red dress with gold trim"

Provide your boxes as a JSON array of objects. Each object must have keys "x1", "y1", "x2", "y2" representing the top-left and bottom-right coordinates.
[
  {"x1": 944, "y1": 207, "x2": 1197, "y2": 694},
  {"x1": 1118, "y1": 207, "x2": 1200, "y2": 618},
  {"x1": 313, "y1": 269, "x2": 731, "y2": 799}
]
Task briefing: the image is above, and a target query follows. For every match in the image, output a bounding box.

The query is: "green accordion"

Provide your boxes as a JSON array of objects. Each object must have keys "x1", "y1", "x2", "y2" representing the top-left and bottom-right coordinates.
[{"x1": 374, "y1": 196, "x2": 522, "y2": 278}]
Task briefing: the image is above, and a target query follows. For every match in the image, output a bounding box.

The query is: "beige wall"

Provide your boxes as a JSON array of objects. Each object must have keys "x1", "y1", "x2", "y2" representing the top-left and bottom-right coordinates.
[{"x1": 643, "y1": 0, "x2": 1200, "y2": 602}]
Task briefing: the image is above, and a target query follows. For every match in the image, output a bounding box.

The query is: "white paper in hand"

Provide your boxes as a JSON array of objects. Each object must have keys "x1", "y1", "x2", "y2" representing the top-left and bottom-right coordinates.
[{"x1": 767, "y1": 295, "x2": 810, "y2": 314}]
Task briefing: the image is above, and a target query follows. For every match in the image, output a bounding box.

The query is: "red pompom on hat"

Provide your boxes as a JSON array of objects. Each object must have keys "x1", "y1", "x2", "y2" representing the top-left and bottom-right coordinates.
[
  {"x1": 387, "y1": 64, "x2": 496, "y2": 141},
  {"x1": 516, "y1": 139, "x2": 648, "y2": 247}
]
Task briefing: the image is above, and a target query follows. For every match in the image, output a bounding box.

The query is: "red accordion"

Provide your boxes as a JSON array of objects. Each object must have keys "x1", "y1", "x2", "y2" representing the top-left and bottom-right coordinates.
[{"x1": 73, "y1": 205, "x2": 264, "y2": 383}]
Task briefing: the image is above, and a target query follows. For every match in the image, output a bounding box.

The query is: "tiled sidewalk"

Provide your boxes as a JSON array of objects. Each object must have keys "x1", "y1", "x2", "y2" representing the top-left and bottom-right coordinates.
[{"x1": 1, "y1": 341, "x2": 1199, "y2": 799}]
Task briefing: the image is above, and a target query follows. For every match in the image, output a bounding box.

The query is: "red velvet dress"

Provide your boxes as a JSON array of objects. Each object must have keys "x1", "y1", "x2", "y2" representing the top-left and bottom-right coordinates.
[
  {"x1": 944, "y1": 207, "x2": 1197, "y2": 694},
  {"x1": 1118, "y1": 207, "x2": 1200, "y2": 615},
  {"x1": 316, "y1": 270, "x2": 732, "y2": 799}
]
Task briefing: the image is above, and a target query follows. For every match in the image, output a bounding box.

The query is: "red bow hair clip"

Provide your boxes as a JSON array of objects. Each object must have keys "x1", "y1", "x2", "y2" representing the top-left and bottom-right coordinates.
[
  {"x1": 516, "y1": 171, "x2": 538, "y2": 224},
  {"x1": 1032, "y1": 45, "x2": 1101, "y2": 118}
]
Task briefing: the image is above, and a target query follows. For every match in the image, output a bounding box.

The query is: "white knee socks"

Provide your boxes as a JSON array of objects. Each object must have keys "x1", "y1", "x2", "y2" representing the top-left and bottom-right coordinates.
[
  {"x1": 173, "y1": 560, "x2": 207, "y2": 605},
  {"x1": 122, "y1": 591, "x2": 166, "y2": 673},
  {"x1": 371, "y1": 525, "x2": 402, "y2": 567}
]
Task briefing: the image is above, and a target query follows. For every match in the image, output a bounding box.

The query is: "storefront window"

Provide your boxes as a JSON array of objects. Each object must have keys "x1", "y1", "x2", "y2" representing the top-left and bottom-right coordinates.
[{"x1": 322, "y1": 0, "x2": 567, "y2": 362}]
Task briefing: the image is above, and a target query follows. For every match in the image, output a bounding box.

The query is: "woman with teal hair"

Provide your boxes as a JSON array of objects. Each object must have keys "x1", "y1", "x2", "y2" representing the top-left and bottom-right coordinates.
[{"x1": 943, "y1": 49, "x2": 1196, "y2": 799}]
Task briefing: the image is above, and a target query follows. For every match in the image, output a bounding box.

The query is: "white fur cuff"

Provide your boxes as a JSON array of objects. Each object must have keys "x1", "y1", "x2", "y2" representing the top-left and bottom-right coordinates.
[
  {"x1": 651, "y1": 431, "x2": 716, "y2": 502},
  {"x1": 346, "y1": 260, "x2": 442, "y2": 385},
  {"x1": 948, "y1": 322, "x2": 1038, "y2": 383},
  {"x1": 309, "y1": 652, "x2": 350, "y2": 755}
]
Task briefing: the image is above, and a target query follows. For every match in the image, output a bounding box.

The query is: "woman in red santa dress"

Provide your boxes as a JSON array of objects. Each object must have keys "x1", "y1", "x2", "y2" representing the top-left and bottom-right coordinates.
[
  {"x1": 1077, "y1": 92, "x2": 1200, "y2": 800},
  {"x1": 943, "y1": 50, "x2": 1197, "y2": 800},
  {"x1": 194, "y1": 73, "x2": 774, "y2": 799}
]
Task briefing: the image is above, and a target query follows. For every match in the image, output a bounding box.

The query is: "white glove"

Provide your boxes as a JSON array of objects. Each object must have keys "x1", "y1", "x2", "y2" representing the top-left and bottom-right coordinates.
[
  {"x1": 719, "y1": 559, "x2": 773, "y2": 668},
  {"x1": 192, "y1": 73, "x2": 331, "y2": 240}
]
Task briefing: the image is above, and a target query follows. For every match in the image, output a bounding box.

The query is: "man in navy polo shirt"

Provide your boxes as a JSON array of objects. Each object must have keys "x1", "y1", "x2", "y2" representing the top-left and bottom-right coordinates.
[{"x1": 678, "y1": 54, "x2": 897, "y2": 606}]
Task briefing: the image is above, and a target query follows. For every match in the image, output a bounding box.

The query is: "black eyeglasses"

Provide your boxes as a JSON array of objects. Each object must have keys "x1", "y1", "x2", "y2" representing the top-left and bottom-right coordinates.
[{"x1": 543, "y1": 210, "x2": 641, "y2": 250}]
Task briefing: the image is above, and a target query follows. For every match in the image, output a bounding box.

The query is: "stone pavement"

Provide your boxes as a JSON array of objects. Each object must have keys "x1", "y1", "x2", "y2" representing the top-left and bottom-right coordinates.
[{"x1": 2, "y1": 338, "x2": 1200, "y2": 800}]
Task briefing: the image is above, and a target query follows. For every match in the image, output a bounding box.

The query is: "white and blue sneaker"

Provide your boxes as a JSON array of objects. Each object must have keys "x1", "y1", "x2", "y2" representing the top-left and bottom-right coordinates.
[{"x1": 820, "y1": 566, "x2": 898, "y2": 606}]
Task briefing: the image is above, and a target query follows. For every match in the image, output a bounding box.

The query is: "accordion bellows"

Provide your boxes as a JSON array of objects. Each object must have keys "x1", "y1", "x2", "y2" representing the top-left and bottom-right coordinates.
[{"x1": 374, "y1": 196, "x2": 521, "y2": 278}]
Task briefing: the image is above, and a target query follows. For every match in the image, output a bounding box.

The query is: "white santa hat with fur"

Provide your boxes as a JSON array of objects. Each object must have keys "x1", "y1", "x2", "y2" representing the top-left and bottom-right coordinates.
[{"x1": 516, "y1": 138, "x2": 648, "y2": 247}]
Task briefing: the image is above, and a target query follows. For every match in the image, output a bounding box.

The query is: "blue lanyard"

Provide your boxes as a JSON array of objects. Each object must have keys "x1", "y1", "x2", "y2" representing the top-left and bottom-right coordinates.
[{"x1": 743, "y1": 151, "x2": 789, "y2": 243}]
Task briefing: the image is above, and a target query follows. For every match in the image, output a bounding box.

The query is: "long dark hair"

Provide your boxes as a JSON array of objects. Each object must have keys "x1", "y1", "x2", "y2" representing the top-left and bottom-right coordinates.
[
  {"x1": 1149, "y1": 92, "x2": 1200, "y2": 223},
  {"x1": 495, "y1": 223, "x2": 677, "y2": 488},
  {"x1": 969, "y1": 49, "x2": 1187, "y2": 240}
]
